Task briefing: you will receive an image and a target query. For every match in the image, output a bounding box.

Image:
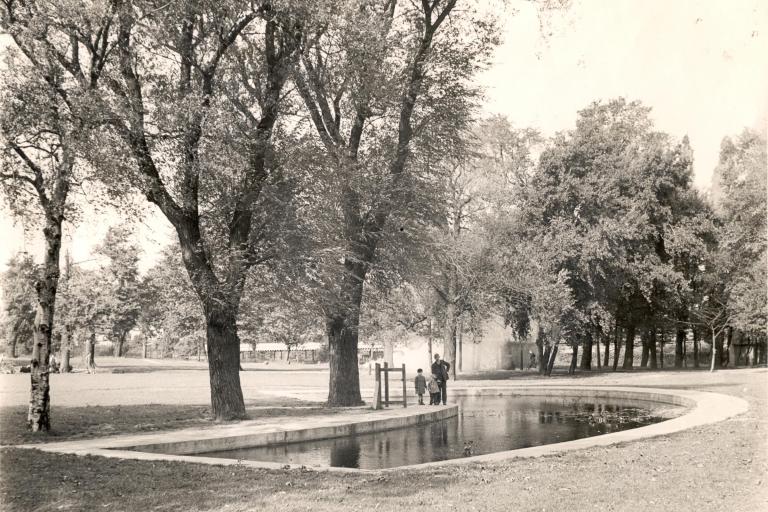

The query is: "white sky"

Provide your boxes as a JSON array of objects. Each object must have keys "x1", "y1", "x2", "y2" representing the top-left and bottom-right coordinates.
[{"x1": 1, "y1": 0, "x2": 766, "y2": 277}]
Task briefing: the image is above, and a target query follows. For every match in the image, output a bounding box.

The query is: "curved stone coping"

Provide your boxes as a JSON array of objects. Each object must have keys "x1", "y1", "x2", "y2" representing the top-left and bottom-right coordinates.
[
  {"x1": 389, "y1": 385, "x2": 749, "y2": 471},
  {"x1": 17, "y1": 386, "x2": 748, "y2": 474},
  {"x1": 19, "y1": 404, "x2": 458, "y2": 467}
]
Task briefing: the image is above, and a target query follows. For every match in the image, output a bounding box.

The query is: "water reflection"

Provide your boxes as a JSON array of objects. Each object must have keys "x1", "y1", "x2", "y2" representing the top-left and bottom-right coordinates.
[{"x1": 198, "y1": 396, "x2": 669, "y2": 470}]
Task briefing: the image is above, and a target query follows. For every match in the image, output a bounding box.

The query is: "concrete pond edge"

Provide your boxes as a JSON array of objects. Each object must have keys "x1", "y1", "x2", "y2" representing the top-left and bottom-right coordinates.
[
  {"x1": 14, "y1": 385, "x2": 748, "y2": 474},
  {"x1": 398, "y1": 385, "x2": 749, "y2": 471}
]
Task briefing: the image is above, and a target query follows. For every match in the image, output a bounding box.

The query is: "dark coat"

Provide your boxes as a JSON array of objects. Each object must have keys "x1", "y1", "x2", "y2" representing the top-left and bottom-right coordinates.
[
  {"x1": 431, "y1": 359, "x2": 450, "y2": 381},
  {"x1": 414, "y1": 374, "x2": 427, "y2": 394}
]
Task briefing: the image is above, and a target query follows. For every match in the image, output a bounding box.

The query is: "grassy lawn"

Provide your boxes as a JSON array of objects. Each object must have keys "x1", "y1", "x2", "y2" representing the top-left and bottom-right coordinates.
[
  {"x1": 1, "y1": 370, "x2": 766, "y2": 511},
  {"x1": 0, "y1": 398, "x2": 326, "y2": 447}
]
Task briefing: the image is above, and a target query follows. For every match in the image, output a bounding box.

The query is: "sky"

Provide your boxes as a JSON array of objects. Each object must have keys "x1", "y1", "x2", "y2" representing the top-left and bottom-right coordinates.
[{"x1": 1, "y1": 0, "x2": 766, "y2": 276}]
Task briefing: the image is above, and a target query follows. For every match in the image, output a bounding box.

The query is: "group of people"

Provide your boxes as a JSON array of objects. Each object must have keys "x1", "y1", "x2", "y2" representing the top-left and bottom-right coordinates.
[{"x1": 414, "y1": 353, "x2": 450, "y2": 405}]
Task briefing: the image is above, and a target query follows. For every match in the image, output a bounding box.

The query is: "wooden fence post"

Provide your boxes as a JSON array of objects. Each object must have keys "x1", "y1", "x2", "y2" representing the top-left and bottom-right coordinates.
[
  {"x1": 383, "y1": 362, "x2": 389, "y2": 407},
  {"x1": 402, "y1": 364, "x2": 407, "y2": 407},
  {"x1": 373, "y1": 363, "x2": 382, "y2": 409}
]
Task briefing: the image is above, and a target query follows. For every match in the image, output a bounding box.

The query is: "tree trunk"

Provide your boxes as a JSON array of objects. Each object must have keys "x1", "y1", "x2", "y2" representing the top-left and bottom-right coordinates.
[
  {"x1": 203, "y1": 304, "x2": 247, "y2": 420},
  {"x1": 580, "y1": 330, "x2": 593, "y2": 371},
  {"x1": 714, "y1": 331, "x2": 724, "y2": 369},
  {"x1": 727, "y1": 328, "x2": 738, "y2": 367},
  {"x1": 674, "y1": 328, "x2": 686, "y2": 368},
  {"x1": 709, "y1": 327, "x2": 718, "y2": 372},
  {"x1": 693, "y1": 328, "x2": 700, "y2": 368},
  {"x1": 427, "y1": 318, "x2": 433, "y2": 367},
  {"x1": 612, "y1": 325, "x2": 621, "y2": 371},
  {"x1": 60, "y1": 345, "x2": 70, "y2": 373},
  {"x1": 536, "y1": 329, "x2": 546, "y2": 374},
  {"x1": 85, "y1": 331, "x2": 96, "y2": 374},
  {"x1": 622, "y1": 324, "x2": 636, "y2": 369},
  {"x1": 113, "y1": 333, "x2": 125, "y2": 357},
  {"x1": 640, "y1": 329, "x2": 650, "y2": 368},
  {"x1": 326, "y1": 314, "x2": 363, "y2": 406},
  {"x1": 751, "y1": 340, "x2": 758, "y2": 366},
  {"x1": 442, "y1": 271, "x2": 458, "y2": 380},
  {"x1": 28, "y1": 214, "x2": 64, "y2": 432},
  {"x1": 569, "y1": 342, "x2": 579, "y2": 374},
  {"x1": 595, "y1": 333, "x2": 603, "y2": 370},
  {"x1": 658, "y1": 329, "x2": 664, "y2": 369},
  {"x1": 457, "y1": 319, "x2": 463, "y2": 375},
  {"x1": 603, "y1": 329, "x2": 610, "y2": 368},
  {"x1": 59, "y1": 326, "x2": 72, "y2": 374},
  {"x1": 648, "y1": 328, "x2": 657, "y2": 369},
  {"x1": 545, "y1": 327, "x2": 560, "y2": 376}
]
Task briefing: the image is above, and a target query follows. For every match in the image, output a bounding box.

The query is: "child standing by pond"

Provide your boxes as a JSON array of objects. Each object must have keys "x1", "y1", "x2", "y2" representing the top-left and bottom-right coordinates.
[
  {"x1": 414, "y1": 368, "x2": 427, "y2": 405},
  {"x1": 428, "y1": 374, "x2": 441, "y2": 405}
]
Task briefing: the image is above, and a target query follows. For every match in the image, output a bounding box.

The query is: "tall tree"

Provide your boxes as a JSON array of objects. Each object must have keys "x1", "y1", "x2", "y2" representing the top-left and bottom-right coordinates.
[
  {"x1": 292, "y1": 0, "x2": 499, "y2": 405},
  {"x1": 0, "y1": 6, "x2": 102, "y2": 428},
  {"x1": 511, "y1": 99, "x2": 710, "y2": 373},
  {"x1": 95, "y1": 226, "x2": 141, "y2": 357},
  {"x1": 712, "y1": 130, "x2": 767, "y2": 348},
  {"x1": 0, "y1": 252, "x2": 37, "y2": 358},
  {"x1": 85, "y1": 1, "x2": 300, "y2": 419},
  {"x1": 139, "y1": 246, "x2": 205, "y2": 359}
]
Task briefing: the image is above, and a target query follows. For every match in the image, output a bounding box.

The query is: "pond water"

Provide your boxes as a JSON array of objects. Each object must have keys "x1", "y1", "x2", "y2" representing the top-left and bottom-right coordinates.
[{"x1": 197, "y1": 395, "x2": 674, "y2": 469}]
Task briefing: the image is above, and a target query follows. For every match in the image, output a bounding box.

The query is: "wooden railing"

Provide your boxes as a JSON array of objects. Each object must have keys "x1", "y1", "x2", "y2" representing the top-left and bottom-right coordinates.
[{"x1": 372, "y1": 362, "x2": 407, "y2": 409}]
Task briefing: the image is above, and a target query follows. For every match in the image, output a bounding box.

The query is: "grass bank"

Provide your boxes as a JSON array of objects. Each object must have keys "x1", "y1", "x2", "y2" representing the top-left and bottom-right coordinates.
[{"x1": 0, "y1": 397, "x2": 325, "y2": 447}]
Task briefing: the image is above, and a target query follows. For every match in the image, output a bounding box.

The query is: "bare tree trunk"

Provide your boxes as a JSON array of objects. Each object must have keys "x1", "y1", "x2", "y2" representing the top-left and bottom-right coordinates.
[
  {"x1": 28, "y1": 214, "x2": 64, "y2": 431},
  {"x1": 85, "y1": 331, "x2": 96, "y2": 374},
  {"x1": 714, "y1": 331, "x2": 724, "y2": 369},
  {"x1": 59, "y1": 325, "x2": 72, "y2": 374},
  {"x1": 545, "y1": 326, "x2": 561, "y2": 376},
  {"x1": 441, "y1": 265, "x2": 458, "y2": 380},
  {"x1": 658, "y1": 329, "x2": 664, "y2": 369},
  {"x1": 596, "y1": 329, "x2": 602, "y2": 369},
  {"x1": 693, "y1": 328, "x2": 700, "y2": 368},
  {"x1": 203, "y1": 303, "x2": 247, "y2": 419},
  {"x1": 649, "y1": 328, "x2": 657, "y2": 369},
  {"x1": 327, "y1": 314, "x2": 363, "y2": 406},
  {"x1": 580, "y1": 329, "x2": 592, "y2": 370},
  {"x1": 727, "y1": 328, "x2": 737, "y2": 367},
  {"x1": 622, "y1": 324, "x2": 636, "y2": 369},
  {"x1": 751, "y1": 339, "x2": 758, "y2": 366},
  {"x1": 709, "y1": 327, "x2": 718, "y2": 372},
  {"x1": 443, "y1": 300, "x2": 457, "y2": 381},
  {"x1": 612, "y1": 325, "x2": 621, "y2": 371},
  {"x1": 427, "y1": 318, "x2": 433, "y2": 366},
  {"x1": 536, "y1": 329, "x2": 546, "y2": 374},
  {"x1": 674, "y1": 328, "x2": 685, "y2": 368},
  {"x1": 603, "y1": 328, "x2": 610, "y2": 368},
  {"x1": 326, "y1": 257, "x2": 365, "y2": 407},
  {"x1": 640, "y1": 329, "x2": 650, "y2": 368},
  {"x1": 113, "y1": 332, "x2": 126, "y2": 357},
  {"x1": 457, "y1": 318, "x2": 463, "y2": 375},
  {"x1": 569, "y1": 341, "x2": 579, "y2": 374}
]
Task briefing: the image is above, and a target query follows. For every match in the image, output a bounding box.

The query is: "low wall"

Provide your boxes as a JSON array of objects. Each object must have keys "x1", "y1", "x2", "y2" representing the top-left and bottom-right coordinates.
[
  {"x1": 451, "y1": 386, "x2": 696, "y2": 408},
  {"x1": 130, "y1": 405, "x2": 458, "y2": 455}
]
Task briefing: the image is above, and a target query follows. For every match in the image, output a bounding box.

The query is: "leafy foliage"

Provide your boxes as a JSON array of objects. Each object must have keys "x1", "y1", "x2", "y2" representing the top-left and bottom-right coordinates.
[{"x1": 0, "y1": 253, "x2": 37, "y2": 357}]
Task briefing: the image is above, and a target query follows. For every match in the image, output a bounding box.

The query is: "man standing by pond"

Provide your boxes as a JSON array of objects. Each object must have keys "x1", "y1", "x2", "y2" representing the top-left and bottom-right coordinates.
[{"x1": 431, "y1": 354, "x2": 450, "y2": 405}]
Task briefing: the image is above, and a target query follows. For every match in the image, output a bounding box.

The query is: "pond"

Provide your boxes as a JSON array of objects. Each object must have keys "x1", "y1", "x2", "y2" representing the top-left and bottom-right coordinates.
[{"x1": 195, "y1": 395, "x2": 677, "y2": 469}]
